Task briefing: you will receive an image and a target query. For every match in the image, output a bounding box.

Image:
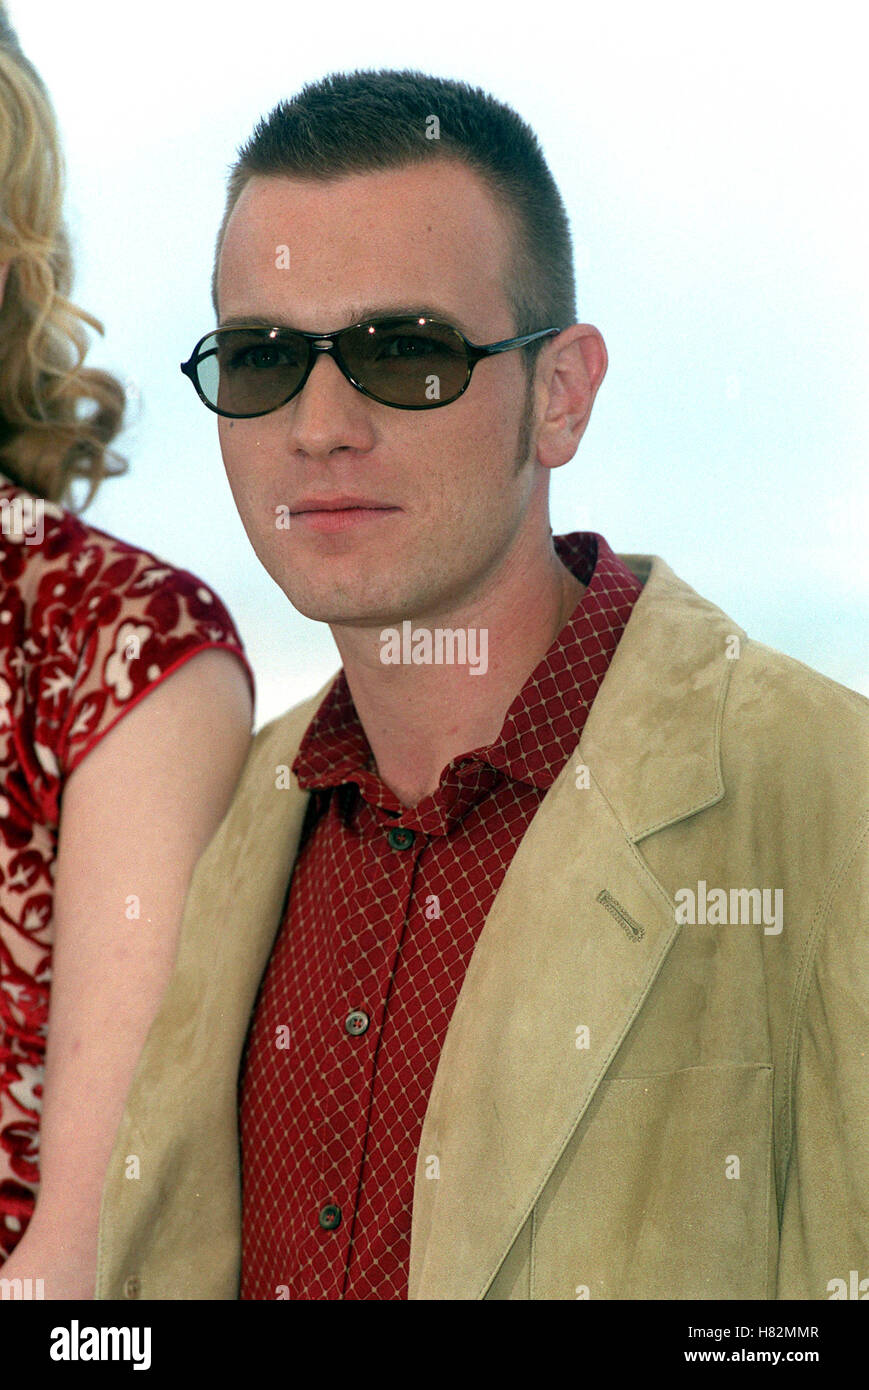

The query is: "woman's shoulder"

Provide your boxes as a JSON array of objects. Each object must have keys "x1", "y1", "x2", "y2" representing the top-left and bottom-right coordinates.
[
  {"x1": 2, "y1": 475, "x2": 216, "y2": 601},
  {"x1": 0, "y1": 475, "x2": 254, "y2": 793}
]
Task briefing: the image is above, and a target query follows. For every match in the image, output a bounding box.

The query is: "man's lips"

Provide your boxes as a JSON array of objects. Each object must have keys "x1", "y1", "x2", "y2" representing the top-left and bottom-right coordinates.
[
  {"x1": 290, "y1": 496, "x2": 398, "y2": 513},
  {"x1": 289, "y1": 502, "x2": 401, "y2": 533}
]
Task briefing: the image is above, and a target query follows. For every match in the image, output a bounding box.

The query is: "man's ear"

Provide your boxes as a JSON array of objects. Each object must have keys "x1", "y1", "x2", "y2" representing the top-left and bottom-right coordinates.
[{"x1": 534, "y1": 324, "x2": 608, "y2": 470}]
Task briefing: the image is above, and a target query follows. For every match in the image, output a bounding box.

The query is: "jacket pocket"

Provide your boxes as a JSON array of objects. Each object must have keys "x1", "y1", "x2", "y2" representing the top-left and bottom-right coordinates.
[{"x1": 529, "y1": 1063, "x2": 774, "y2": 1299}]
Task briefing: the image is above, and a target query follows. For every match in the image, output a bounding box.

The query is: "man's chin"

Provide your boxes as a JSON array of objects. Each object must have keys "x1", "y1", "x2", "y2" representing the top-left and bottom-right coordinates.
[{"x1": 271, "y1": 580, "x2": 396, "y2": 629}]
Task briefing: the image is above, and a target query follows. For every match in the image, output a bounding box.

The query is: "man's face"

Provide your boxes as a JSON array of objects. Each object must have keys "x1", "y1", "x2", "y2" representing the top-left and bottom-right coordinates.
[{"x1": 216, "y1": 158, "x2": 546, "y2": 629}]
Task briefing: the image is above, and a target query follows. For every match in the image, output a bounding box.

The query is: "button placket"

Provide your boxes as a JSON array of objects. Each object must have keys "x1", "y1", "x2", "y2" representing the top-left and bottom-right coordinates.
[{"x1": 308, "y1": 817, "x2": 423, "y2": 1275}]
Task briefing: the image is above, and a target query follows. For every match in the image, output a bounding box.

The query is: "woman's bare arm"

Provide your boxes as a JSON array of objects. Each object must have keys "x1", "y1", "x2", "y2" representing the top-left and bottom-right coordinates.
[{"x1": 1, "y1": 648, "x2": 253, "y2": 1297}]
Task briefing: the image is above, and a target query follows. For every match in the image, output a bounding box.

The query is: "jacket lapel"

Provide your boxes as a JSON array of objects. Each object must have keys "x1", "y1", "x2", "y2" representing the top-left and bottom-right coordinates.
[
  {"x1": 213, "y1": 678, "x2": 335, "y2": 1001},
  {"x1": 408, "y1": 556, "x2": 741, "y2": 1298}
]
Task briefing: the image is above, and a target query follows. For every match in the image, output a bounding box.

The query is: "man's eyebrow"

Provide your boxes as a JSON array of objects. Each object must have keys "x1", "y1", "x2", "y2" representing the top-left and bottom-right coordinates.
[{"x1": 218, "y1": 305, "x2": 479, "y2": 338}]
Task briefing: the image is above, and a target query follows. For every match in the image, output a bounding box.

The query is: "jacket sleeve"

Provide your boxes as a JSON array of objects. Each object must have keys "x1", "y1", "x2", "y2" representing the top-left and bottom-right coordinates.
[{"x1": 776, "y1": 810, "x2": 869, "y2": 1299}]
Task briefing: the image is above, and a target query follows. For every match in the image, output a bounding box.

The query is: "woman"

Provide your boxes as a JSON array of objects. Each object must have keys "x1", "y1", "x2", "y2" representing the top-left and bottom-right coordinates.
[{"x1": 0, "y1": 8, "x2": 254, "y2": 1296}]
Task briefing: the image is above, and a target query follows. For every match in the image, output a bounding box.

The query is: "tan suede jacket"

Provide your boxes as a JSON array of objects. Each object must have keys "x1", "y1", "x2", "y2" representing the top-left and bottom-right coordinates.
[{"x1": 95, "y1": 555, "x2": 869, "y2": 1300}]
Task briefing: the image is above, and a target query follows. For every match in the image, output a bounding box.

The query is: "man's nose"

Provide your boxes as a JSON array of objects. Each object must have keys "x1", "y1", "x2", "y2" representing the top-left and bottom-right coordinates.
[{"x1": 286, "y1": 350, "x2": 376, "y2": 457}]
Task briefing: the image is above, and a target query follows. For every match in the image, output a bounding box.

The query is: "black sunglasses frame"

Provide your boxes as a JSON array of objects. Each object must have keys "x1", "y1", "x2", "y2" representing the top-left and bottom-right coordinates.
[{"x1": 179, "y1": 316, "x2": 563, "y2": 417}]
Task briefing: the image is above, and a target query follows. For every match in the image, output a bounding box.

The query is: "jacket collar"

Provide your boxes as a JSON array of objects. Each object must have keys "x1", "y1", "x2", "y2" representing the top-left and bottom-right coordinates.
[{"x1": 581, "y1": 554, "x2": 738, "y2": 842}]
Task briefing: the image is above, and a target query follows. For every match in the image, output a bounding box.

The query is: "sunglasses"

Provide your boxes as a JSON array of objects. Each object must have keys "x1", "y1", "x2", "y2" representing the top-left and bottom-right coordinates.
[{"x1": 179, "y1": 315, "x2": 562, "y2": 417}]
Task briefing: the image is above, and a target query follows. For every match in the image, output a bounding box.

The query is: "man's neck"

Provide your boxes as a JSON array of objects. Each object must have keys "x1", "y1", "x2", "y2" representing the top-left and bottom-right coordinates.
[{"x1": 330, "y1": 543, "x2": 586, "y2": 809}]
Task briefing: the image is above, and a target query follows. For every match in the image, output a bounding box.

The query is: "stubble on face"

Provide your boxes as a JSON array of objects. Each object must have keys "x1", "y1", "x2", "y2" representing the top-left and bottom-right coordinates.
[{"x1": 216, "y1": 161, "x2": 543, "y2": 633}]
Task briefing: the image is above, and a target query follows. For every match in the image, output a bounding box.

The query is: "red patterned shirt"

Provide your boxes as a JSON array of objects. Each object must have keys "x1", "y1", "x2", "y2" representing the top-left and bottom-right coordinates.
[
  {"x1": 0, "y1": 478, "x2": 254, "y2": 1259},
  {"x1": 239, "y1": 533, "x2": 643, "y2": 1299}
]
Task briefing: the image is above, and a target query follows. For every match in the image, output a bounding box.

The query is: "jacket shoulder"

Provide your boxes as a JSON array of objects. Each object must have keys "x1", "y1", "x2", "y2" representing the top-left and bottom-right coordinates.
[
  {"x1": 716, "y1": 637, "x2": 869, "y2": 872},
  {"x1": 728, "y1": 636, "x2": 869, "y2": 754}
]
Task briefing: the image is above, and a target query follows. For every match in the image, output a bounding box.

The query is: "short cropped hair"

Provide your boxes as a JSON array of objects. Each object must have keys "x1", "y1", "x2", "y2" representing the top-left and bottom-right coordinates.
[{"x1": 212, "y1": 69, "x2": 577, "y2": 366}]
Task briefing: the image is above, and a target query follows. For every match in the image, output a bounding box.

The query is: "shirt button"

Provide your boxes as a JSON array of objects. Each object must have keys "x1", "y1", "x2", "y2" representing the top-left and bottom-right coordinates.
[
  {"x1": 344, "y1": 1009, "x2": 370, "y2": 1037},
  {"x1": 387, "y1": 827, "x2": 415, "y2": 850},
  {"x1": 318, "y1": 1203, "x2": 342, "y2": 1231}
]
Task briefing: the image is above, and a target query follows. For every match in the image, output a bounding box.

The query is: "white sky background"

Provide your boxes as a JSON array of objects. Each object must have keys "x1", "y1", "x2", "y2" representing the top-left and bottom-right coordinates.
[{"x1": 9, "y1": 0, "x2": 868, "y2": 726}]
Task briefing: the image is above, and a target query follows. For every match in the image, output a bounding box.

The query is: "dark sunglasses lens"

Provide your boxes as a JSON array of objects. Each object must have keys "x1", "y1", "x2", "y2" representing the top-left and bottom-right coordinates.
[
  {"x1": 194, "y1": 329, "x2": 307, "y2": 416},
  {"x1": 341, "y1": 319, "x2": 469, "y2": 406}
]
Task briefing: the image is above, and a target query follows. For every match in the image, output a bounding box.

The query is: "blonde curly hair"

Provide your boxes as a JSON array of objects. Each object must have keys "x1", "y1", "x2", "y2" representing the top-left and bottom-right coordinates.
[{"x1": 0, "y1": 4, "x2": 126, "y2": 508}]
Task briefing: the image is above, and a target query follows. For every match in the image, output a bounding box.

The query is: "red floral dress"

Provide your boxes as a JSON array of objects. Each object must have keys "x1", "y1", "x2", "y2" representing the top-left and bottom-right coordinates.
[{"x1": 0, "y1": 477, "x2": 254, "y2": 1260}]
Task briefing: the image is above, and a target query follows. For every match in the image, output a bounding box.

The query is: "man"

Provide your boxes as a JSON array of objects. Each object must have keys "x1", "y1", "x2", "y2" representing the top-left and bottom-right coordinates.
[{"x1": 96, "y1": 71, "x2": 867, "y2": 1300}]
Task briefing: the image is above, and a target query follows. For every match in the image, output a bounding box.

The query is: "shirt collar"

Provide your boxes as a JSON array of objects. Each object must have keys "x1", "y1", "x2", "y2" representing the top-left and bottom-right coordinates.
[{"x1": 293, "y1": 533, "x2": 643, "y2": 829}]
